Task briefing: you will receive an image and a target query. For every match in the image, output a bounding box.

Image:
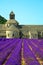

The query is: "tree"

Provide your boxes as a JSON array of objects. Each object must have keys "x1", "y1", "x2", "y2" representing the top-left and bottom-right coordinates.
[{"x1": 0, "y1": 15, "x2": 7, "y2": 24}]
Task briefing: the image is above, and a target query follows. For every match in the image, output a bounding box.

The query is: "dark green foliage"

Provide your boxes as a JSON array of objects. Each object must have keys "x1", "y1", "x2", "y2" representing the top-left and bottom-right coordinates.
[{"x1": 0, "y1": 15, "x2": 7, "y2": 24}]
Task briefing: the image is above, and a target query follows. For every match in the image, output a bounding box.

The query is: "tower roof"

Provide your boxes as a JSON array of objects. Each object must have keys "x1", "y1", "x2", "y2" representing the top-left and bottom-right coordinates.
[
  {"x1": 6, "y1": 11, "x2": 19, "y2": 25},
  {"x1": 9, "y1": 11, "x2": 15, "y2": 19},
  {"x1": 10, "y1": 11, "x2": 15, "y2": 15}
]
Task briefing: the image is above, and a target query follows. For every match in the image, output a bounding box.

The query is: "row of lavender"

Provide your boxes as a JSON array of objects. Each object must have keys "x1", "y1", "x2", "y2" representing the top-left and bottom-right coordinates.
[
  {"x1": 23, "y1": 39, "x2": 43, "y2": 65},
  {"x1": 0, "y1": 39, "x2": 22, "y2": 65},
  {"x1": 0, "y1": 38, "x2": 43, "y2": 65}
]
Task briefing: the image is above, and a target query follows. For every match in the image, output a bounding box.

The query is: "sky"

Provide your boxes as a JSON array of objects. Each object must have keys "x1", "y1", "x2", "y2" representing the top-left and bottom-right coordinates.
[{"x1": 0, "y1": 0, "x2": 43, "y2": 25}]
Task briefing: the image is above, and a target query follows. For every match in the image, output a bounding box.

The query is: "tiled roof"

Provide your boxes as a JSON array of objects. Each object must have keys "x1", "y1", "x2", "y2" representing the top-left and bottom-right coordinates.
[
  {"x1": 6, "y1": 19, "x2": 19, "y2": 24},
  {"x1": 0, "y1": 24, "x2": 6, "y2": 30},
  {"x1": 6, "y1": 25, "x2": 19, "y2": 31}
]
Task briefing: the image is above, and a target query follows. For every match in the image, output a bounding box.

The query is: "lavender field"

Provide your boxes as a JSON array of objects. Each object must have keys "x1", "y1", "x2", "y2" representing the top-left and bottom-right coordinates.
[{"x1": 0, "y1": 38, "x2": 43, "y2": 65}]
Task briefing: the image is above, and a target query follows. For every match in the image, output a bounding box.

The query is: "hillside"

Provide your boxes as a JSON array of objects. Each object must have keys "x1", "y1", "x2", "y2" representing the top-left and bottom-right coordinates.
[{"x1": 0, "y1": 15, "x2": 7, "y2": 24}]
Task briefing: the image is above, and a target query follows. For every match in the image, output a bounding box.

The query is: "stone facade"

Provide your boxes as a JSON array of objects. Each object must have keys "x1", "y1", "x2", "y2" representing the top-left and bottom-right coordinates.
[{"x1": 0, "y1": 11, "x2": 43, "y2": 39}]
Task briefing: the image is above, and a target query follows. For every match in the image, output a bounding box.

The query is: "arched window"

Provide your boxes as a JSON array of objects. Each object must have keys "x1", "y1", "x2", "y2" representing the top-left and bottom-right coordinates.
[
  {"x1": 8, "y1": 34, "x2": 9, "y2": 37},
  {"x1": 7, "y1": 24, "x2": 10, "y2": 27},
  {"x1": 38, "y1": 32, "x2": 41, "y2": 39},
  {"x1": 12, "y1": 34, "x2": 14, "y2": 37}
]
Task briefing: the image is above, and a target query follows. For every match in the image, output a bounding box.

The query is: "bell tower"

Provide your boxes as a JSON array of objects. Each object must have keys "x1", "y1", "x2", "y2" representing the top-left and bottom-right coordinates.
[{"x1": 9, "y1": 11, "x2": 15, "y2": 19}]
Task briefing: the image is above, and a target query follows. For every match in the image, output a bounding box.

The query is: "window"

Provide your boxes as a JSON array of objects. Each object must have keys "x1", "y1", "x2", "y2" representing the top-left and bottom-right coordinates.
[
  {"x1": 7, "y1": 24, "x2": 11, "y2": 27},
  {"x1": 8, "y1": 34, "x2": 9, "y2": 37},
  {"x1": 12, "y1": 34, "x2": 14, "y2": 37},
  {"x1": 7, "y1": 24, "x2": 10, "y2": 27},
  {"x1": 38, "y1": 32, "x2": 41, "y2": 38},
  {"x1": 42, "y1": 32, "x2": 43, "y2": 36},
  {"x1": 35, "y1": 34, "x2": 37, "y2": 36}
]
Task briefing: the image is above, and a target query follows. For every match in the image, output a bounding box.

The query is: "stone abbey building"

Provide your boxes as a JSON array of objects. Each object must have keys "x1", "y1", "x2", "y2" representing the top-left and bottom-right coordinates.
[{"x1": 0, "y1": 11, "x2": 43, "y2": 39}]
